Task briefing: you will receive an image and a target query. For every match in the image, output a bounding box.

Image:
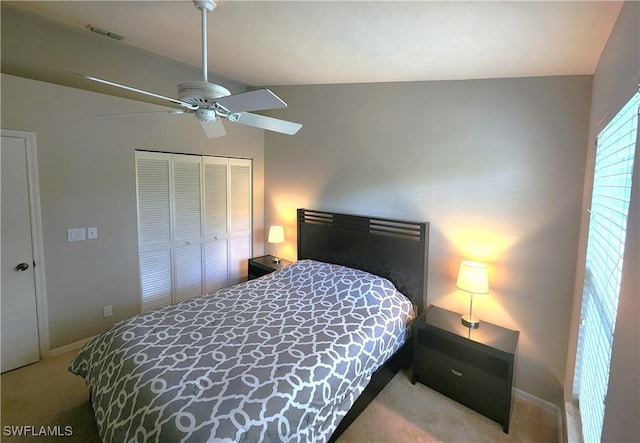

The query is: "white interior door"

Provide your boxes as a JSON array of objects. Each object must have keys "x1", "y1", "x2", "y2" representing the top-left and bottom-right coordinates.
[{"x1": 1, "y1": 134, "x2": 40, "y2": 372}]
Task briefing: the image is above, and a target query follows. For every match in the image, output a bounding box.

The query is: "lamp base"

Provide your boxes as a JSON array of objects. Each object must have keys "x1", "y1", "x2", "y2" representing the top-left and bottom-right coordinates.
[
  {"x1": 271, "y1": 256, "x2": 281, "y2": 264},
  {"x1": 461, "y1": 315, "x2": 480, "y2": 329}
]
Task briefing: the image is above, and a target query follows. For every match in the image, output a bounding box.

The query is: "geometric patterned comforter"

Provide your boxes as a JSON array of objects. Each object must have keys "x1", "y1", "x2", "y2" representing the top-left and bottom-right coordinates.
[{"x1": 69, "y1": 260, "x2": 415, "y2": 443}]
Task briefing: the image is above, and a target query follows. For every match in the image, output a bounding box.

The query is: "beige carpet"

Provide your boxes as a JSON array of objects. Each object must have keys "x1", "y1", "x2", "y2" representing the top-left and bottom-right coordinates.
[
  {"x1": 337, "y1": 372, "x2": 559, "y2": 443},
  {"x1": 1, "y1": 350, "x2": 559, "y2": 442}
]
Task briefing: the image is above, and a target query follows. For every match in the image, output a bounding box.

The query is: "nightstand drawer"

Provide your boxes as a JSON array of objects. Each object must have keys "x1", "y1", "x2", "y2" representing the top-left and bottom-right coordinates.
[
  {"x1": 417, "y1": 328, "x2": 509, "y2": 379},
  {"x1": 415, "y1": 345, "x2": 509, "y2": 424}
]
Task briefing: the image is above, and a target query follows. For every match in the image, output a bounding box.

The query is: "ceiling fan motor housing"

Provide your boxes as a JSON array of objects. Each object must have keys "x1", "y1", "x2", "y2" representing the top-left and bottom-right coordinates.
[{"x1": 178, "y1": 81, "x2": 232, "y2": 122}]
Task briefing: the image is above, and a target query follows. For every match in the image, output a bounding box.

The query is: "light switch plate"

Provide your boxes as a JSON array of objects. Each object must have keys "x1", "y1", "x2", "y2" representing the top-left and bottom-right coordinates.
[
  {"x1": 88, "y1": 227, "x2": 98, "y2": 239},
  {"x1": 67, "y1": 228, "x2": 86, "y2": 242}
]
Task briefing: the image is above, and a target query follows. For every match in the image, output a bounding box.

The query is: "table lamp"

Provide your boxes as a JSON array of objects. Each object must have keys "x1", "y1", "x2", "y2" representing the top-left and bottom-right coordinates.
[
  {"x1": 456, "y1": 260, "x2": 489, "y2": 329},
  {"x1": 268, "y1": 226, "x2": 285, "y2": 264}
]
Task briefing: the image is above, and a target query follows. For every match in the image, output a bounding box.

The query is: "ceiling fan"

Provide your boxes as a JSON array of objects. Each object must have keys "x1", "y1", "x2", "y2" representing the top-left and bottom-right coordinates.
[{"x1": 77, "y1": 0, "x2": 301, "y2": 138}]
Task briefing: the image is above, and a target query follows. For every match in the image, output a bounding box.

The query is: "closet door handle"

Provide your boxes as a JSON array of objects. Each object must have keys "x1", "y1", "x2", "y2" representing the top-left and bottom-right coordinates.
[
  {"x1": 16, "y1": 262, "x2": 30, "y2": 272},
  {"x1": 450, "y1": 369, "x2": 463, "y2": 377}
]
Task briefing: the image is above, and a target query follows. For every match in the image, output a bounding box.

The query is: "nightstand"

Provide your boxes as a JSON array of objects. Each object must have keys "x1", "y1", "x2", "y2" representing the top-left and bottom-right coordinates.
[
  {"x1": 412, "y1": 305, "x2": 519, "y2": 433},
  {"x1": 248, "y1": 255, "x2": 292, "y2": 280}
]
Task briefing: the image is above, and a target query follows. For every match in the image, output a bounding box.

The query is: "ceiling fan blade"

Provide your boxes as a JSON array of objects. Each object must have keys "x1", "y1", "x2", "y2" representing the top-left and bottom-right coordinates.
[
  {"x1": 200, "y1": 119, "x2": 227, "y2": 139},
  {"x1": 216, "y1": 89, "x2": 287, "y2": 113},
  {"x1": 95, "y1": 110, "x2": 188, "y2": 117},
  {"x1": 229, "y1": 112, "x2": 302, "y2": 135},
  {"x1": 71, "y1": 72, "x2": 198, "y2": 111}
]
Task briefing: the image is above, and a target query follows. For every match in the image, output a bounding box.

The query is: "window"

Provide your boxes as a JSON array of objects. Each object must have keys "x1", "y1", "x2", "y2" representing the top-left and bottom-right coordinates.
[{"x1": 573, "y1": 92, "x2": 639, "y2": 442}]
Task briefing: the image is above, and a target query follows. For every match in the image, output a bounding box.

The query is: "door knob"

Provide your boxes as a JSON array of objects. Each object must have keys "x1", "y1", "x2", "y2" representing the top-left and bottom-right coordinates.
[{"x1": 16, "y1": 263, "x2": 30, "y2": 272}]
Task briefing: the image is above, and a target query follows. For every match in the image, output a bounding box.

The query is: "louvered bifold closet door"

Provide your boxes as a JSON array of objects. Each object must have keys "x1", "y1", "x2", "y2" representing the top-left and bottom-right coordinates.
[
  {"x1": 172, "y1": 154, "x2": 204, "y2": 303},
  {"x1": 136, "y1": 152, "x2": 173, "y2": 312},
  {"x1": 203, "y1": 157, "x2": 229, "y2": 293},
  {"x1": 228, "y1": 158, "x2": 252, "y2": 285}
]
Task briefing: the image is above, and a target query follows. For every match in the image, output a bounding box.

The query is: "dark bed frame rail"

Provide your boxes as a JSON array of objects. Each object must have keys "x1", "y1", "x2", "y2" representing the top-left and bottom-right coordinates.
[{"x1": 296, "y1": 209, "x2": 429, "y2": 442}]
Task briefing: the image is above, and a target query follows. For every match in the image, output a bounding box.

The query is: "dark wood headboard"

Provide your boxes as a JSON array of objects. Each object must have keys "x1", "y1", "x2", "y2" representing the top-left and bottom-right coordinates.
[{"x1": 297, "y1": 208, "x2": 429, "y2": 313}]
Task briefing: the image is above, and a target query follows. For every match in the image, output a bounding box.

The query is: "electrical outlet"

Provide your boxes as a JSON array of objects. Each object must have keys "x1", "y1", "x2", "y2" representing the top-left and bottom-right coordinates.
[
  {"x1": 88, "y1": 227, "x2": 98, "y2": 240},
  {"x1": 103, "y1": 305, "x2": 112, "y2": 318}
]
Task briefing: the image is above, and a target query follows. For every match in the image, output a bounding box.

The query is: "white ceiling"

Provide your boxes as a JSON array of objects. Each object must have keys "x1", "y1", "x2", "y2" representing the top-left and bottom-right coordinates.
[{"x1": 9, "y1": 1, "x2": 623, "y2": 87}]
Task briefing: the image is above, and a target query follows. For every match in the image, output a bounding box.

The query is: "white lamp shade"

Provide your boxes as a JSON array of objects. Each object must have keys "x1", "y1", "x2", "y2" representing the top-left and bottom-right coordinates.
[
  {"x1": 267, "y1": 226, "x2": 285, "y2": 244},
  {"x1": 456, "y1": 261, "x2": 489, "y2": 294}
]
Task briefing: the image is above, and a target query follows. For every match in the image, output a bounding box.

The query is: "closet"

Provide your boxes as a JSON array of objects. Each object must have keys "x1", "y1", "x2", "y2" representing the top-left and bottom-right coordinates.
[{"x1": 135, "y1": 151, "x2": 252, "y2": 312}]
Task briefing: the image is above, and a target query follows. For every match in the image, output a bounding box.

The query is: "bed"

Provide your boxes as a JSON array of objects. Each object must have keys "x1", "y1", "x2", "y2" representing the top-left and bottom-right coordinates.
[{"x1": 69, "y1": 209, "x2": 429, "y2": 442}]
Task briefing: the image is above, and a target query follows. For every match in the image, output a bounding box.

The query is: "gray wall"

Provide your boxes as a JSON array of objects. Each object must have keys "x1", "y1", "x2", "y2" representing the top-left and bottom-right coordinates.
[
  {"x1": 566, "y1": 2, "x2": 639, "y2": 441},
  {"x1": 263, "y1": 76, "x2": 592, "y2": 404},
  {"x1": 0, "y1": 75, "x2": 265, "y2": 349}
]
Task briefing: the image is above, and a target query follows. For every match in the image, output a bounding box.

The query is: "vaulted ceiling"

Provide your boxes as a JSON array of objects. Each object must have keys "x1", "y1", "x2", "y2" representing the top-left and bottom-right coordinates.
[{"x1": 7, "y1": 1, "x2": 623, "y2": 86}]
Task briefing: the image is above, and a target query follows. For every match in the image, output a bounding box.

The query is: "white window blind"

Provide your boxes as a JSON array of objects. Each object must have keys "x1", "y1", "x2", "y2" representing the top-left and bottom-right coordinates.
[{"x1": 575, "y1": 92, "x2": 639, "y2": 443}]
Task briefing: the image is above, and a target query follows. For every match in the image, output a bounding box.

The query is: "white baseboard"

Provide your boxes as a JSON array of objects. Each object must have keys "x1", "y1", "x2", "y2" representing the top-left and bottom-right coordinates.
[
  {"x1": 515, "y1": 388, "x2": 564, "y2": 443},
  {"x1": 48, "y1": 336, "x2": 94, "y2": 358}
]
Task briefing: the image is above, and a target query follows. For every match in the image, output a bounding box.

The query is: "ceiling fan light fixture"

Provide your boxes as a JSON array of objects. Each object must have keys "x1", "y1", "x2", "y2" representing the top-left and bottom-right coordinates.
[{"x1": 195, "y1": 108, "x2": 217, "y2": 123}]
